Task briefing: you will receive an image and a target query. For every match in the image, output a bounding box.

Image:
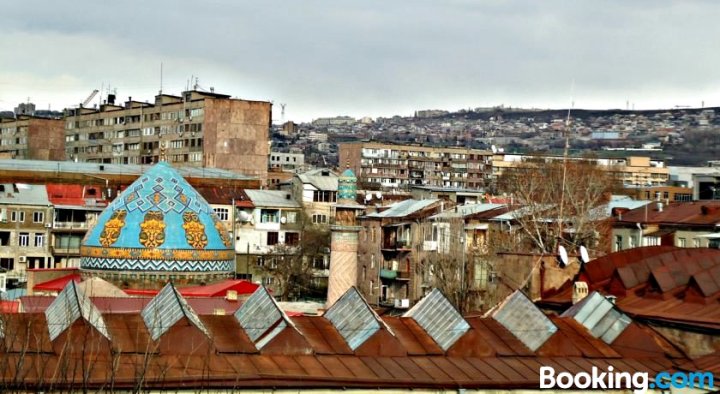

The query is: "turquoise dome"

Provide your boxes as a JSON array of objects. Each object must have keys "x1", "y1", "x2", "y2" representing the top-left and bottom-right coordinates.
[
  {"x1": 338, "y1": 168, "x2": 357, "y2": 202},
  {"x1": 80, "y1": 162, "x2": 234, "y2": 275}
]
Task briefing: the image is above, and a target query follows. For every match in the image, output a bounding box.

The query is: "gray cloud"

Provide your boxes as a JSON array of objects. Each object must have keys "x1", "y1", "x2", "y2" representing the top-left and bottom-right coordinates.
[{"x1": 1, "y1": 0, "x2": 719, "y2": 120}]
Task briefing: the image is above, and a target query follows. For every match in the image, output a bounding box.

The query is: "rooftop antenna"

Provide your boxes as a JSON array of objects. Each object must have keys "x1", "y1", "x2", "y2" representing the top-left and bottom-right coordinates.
[
  {"x1": 159, "y1": 61, "x2": 163, "y2": 95},
  {"x1": 556, "y1": 79, "x2": 574, "y2": 249},
  {"x1": 280, "y1": 103, "x2": 287, "y2": 122}
]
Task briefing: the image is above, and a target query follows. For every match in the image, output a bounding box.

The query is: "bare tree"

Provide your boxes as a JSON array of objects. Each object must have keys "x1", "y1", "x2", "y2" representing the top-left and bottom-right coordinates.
[
  {"x1": 496, "y1": 157, "x2": 621, "y2": 254},
  {"x1": 261, "y1": 218, "x2": 330, "y2": 301}
]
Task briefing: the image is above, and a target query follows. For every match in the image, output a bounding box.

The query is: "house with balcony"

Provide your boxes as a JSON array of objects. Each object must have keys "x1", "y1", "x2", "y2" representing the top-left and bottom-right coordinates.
[
  {"x1": 46, "y1": 184, "x2": 107, "y2": 269},
  {"x1": 0, "y1": 183, "x2": 54, "y2": 284},
  {"x1": 357, "y1": 198, "x2": 445, "y2": 307},
  {"x1": 234, "y1": 190, "x2": 303, "y2": 289}
]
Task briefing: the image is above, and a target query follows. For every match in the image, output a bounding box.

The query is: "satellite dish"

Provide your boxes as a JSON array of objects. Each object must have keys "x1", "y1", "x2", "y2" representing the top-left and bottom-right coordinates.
[
  {"x1": 491, "y1": 145, "x2": 498, "y2": 154},
  {"x1": 237, "y1": 211, "x2": 252, "y2": 222},
  {"x1": 280, "y1": 216, "x2": 287, "y2": 224},
  {"x1": 375, "y1": 191, "x2": 382, "y2": 199},
  {"x1": 365, "y1": 193, "x2": 372, "y2": 201},
  {"x1": 579, "y1": 246, "x2": 590, "y2": 264},
  {"x1": 558, "y1": 245, "x2": 569, "y2": 267}
]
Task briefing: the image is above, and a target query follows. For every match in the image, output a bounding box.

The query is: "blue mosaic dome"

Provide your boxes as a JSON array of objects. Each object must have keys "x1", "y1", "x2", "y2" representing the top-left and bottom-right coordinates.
[{"x1": 80, "y1": 162, "x2": 234, "y2": 275}]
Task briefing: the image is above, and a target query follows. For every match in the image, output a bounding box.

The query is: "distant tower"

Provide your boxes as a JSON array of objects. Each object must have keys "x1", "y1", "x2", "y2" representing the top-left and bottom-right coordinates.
[{"x1": 326, "y1": 167, "x2": 364, "y2": 307}]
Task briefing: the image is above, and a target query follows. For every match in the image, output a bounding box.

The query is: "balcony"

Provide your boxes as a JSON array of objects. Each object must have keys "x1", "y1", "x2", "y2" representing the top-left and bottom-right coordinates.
[
  {"x1": 382, "y1": 239, "x2": 412, "y2": 251},
  {"x1": 53, "y1": 221, "x2": 90, "y2": 230}
]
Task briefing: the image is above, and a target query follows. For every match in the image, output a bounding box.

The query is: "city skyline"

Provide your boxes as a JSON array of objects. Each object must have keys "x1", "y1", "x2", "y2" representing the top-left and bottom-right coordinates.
[{"x1": 2, "y1": 1, "x2": 719, "y2": 122}]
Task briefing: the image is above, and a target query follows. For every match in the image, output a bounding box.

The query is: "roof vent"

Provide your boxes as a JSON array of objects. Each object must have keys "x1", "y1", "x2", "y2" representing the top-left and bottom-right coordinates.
[
  {"x1": 234, "y1": 286, "x2": 297, "y2": 349},
  {"x1": 324, "y1": 287, "x2": 393, "y2": 350},
  {"x1": 572, "y1": 281, "x2": 589, "y2": 304},
  {"x1": 141, "y1": 282, "x2": 209, "y2": 341},
  {"x1": 403, "y1": 288, "x2": 469, "y2": 351},
  {"x1": 490, "y1": 290, "x2": 557, "y2": 351},
  {"x1": 226, "y1": 290, "x2": 238, "y2": 301}
]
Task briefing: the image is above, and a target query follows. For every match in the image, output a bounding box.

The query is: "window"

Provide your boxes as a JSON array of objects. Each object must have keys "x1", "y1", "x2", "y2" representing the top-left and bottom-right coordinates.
[
  {"x1": 643, "y1": 236, "x2": 660, "y2": 246},
  {"x1": 18, "y1": 233, "x2": 29, "y2": 247},
  {"x1": 34, "y1": 233, "x2": 44, "y2": 247},
  {"x1": 614, "y1": 235, "x2": 623, "y2": 252},
  {"x1": 33, "y1": 211, "x2": 44, "y2": 223},
  {"x1": 263, "y1": 277, "x2": 275, "y2": 285},
  {"x1": 370, "y1": 254, "x2": 375, "y2": 269},
  {"x1": 0, "y1": 232, "x2": 10, "y2": 246},
  {"x1": 677, "y1": 237, "x2": 686, "y2": 247},
  {"x1": 285, "y1": 232, "x2": 300, "y2": 246},
  {"x1": 629, "y1": 235, "x2": 638, "y2": 248},
  {"x1": 256, "y1": 256, "x2": 265, "y2": 267},
  {"x1": 663, "y1": 191, "x2": 669, "y2": 200},
  {"x1": 285, "y1": 212, "x2": 297, "y2": 224},
  {"x1": 312, "y1": 214, "x2": 327, "y2": 224},
  {"x1": 214, "y1": 208, "x2": 229, "y2": 221},
  {"x1": 267, "y1": 232, "x2": 279, "y2": 246},
  {"x1": 312, "y1": 190, "x2": 337, "y2": 203},
  {"x1": 693, "y1": 238, "x2": 701, "y2": 248},
  {"x1": 261, "y1": 209, "x2": 279, "y2": 223}
]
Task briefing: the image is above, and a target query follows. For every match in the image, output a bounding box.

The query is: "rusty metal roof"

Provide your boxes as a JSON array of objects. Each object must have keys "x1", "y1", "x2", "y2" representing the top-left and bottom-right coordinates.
[
  {"x1": 0, "y1": 281, "x2": 700, "y2": 390},
  {"x1": 541, "y1": 246, "x2": 720, "y2": 331}
]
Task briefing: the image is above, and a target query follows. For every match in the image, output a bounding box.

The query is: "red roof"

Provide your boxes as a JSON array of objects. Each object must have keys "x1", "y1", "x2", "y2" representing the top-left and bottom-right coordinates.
[
  {"x1": 123, "y1": 279, "x2": 259, "y2": 297},
  {"x1": 45, "y1": 184, "x2": 109, "y2": 207},
  {"x1": 616, "y1": 201, "x2": 720, "y2": 227},
  {"x1": 0, "y1": 300, "x2": 19, "y2": 313},
  {"x1": 541, "y1": 246, "x2": 720, "y2": 330},
  {"x1": 32, "y1": 273, "x2": 82, "y2": 292}
]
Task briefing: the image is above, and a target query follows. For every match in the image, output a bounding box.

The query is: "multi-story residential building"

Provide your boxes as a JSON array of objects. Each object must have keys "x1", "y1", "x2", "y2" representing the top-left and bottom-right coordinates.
[
  {"x1": 63, "y1": 90, "x2": 271, "y2": 183},
  {"x1": 357, "y1": 199, "x2": 445, "y2": 307},
  {"x1": 290, "y1": 168, "x2": 338, "y2": 225},
  {"x1": 339, "y1": 142, "x2": 493, "y2": 190},
  {"x1": 693, "y1": 172, "x2": 720, "y2": 200},
  {"x1": 46, "y1": 184, "x2": 107, "y2": 269},
  {"x1": 612, "y1": 201, "x2": 720, "y2": 251},
  {"x1": 0, "y1": 116, "x2": 65, "y2": 160},
  {"x1": 269, "y1": 151, "x2": 305, "y2": 172},
  {"x1": 628, "y1": 185, "x2": 693, "y2": 202},
  {"x1": 0, "y1": 183, "x2": 54, "y2": 281},
  {"x1": 234, "y1": 190, "x2": 303, "y2": 288},
  {"x1": 492, "y1": 153, "x2": 669, "y2": 187}
]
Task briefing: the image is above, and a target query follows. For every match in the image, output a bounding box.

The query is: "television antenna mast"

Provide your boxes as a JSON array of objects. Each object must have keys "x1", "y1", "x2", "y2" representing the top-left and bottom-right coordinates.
[
  {"x1": 280, "y1": 103, "x2": 286, "y2": 122},
  {"x1": 557, "y1": 80, "x2": 574, "y2": 249}
]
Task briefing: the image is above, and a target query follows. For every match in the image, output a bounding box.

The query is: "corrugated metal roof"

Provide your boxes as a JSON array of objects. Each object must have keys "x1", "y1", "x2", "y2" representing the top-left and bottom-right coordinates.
[
  {"x1": 323, "y1": 287, "x2": 390, "y2": 350},
  {"x1": 140, "y1": 282, "x2": 209, "y2": 341},
  {"x1": 403, "y1": 288, "x2": 470, "y2": 351},
  {"x1": 44, "y1": 281, "x2": 110, "y2": 341},
  {"x1": 491, "y1": 291, "x2": 557, "y2": 351},
  {"x1": 298, "y1": 168, "x2": 338, "y2": 191},
  {"x1": 0, "y1": 183, "x2": 50, "y2": 206},
  {"x1": 366, "y1": 199, "x2": 439, "y2": 218},
  {"x1": 244, "y1": 189, "x2": 300, "y2": 208},
  {"x1": 234, "y1": 286, "x2": 296, "y2": 349},
  {"x1": 430, "y1": 203, "x2": 505, "y2": 219},
  {"x1": 0, "y1": 159, "x2": 255, "y2": 180},
  {"x1": 490, "y1": 204, "x2": 554, "y2": 221},
  {"x1": 562, "y1": 291, "x2": 631, "y2": 344}
]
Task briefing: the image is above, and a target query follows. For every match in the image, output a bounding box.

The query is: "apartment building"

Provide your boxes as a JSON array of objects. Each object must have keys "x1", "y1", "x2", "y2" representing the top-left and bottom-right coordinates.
[
  {"x1": 339, "y1": 142, "x2": 493, "y2": 190},
  {"x1": 492, "y1": 153, "x2": 669, "y2": 187},
  {"x1": 63, "y1": 90, "x2": 271, "y2": 182},
  {"x1": 0, "y1": 116, "x2": 65, "y2": 160},
  {"x1": 46, "y1": 184, "x2": 106, "y2": 269},
  {"x1": 269, "y1": 151, "x2": 305, "y2": 172},
  {"x1": 0, "y1": 184, "x2": 54, "y2": 281}
]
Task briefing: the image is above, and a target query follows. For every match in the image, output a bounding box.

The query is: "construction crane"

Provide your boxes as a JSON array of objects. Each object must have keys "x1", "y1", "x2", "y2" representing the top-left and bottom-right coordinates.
[{"x1": 81, "y1": 89, "x2": 99, "y2": 107}]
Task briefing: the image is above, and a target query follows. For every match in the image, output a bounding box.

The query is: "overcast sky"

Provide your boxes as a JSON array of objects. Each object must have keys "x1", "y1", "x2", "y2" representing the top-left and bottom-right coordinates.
[{"x1": 1, "y1": 1, "x2": 719, "y2": 122}]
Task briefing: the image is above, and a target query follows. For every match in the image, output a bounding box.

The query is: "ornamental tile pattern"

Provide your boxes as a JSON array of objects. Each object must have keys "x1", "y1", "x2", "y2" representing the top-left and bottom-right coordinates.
[{"x1": 80, "y1": 162, "x2": 234, "y2": 274}]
